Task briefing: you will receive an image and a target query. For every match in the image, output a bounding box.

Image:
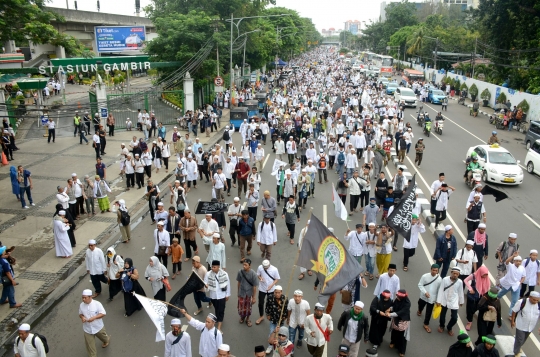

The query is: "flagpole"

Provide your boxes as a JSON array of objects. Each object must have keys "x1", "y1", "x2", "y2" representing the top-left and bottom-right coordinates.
[
  {"x1": 134, "y1": 292, "x2": 185, "y2": 313},
  {"x1": 273, "y1": 207, "x2": 313, "y2": 342}
]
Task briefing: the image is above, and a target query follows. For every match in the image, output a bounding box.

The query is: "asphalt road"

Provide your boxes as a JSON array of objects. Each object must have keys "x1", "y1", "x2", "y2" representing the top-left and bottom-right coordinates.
[{"x1": 25, "y1": 96, "x2": 540, "y2": 357}]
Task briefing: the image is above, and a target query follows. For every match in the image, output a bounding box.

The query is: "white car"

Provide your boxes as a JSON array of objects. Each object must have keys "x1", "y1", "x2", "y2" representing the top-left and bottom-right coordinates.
[
  {"x1": 525, "y1": 139, "x2": 540, "y2": 175},
  {"x1": 394, "y1": 87, "x2": 417, "y2": 108},
  {"x1": 466, "y1": 144, "x2": 524, "y2": 185}
]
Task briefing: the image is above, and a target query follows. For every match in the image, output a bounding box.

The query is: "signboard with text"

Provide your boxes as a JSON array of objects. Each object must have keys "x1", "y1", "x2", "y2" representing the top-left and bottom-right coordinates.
[{"x1": 95, "y1": 26, "x2": 146, "y2": 53}]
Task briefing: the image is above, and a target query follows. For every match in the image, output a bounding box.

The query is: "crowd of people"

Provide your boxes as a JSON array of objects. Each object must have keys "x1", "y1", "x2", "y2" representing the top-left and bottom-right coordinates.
[{"x1": 5, "y1": 47, "x2": 540, "y2": 357}]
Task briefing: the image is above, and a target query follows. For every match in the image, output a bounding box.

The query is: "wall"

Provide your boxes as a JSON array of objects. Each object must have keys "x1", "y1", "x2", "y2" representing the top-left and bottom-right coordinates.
[{"x1": 425, "y1": 68, "x2": 540, "y2": 118}]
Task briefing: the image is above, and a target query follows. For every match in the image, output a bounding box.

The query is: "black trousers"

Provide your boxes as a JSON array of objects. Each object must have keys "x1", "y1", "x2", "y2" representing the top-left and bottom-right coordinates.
[
  {"x1": 149, "y1": 199, "x2": 156, "y2": 222},
  {"x1": 144, "y1": 165, "x2": 152, "y2": 178},
  {"x1": 258, "y1": 291, "x2": 271, "y2": 316},
  {"x1": 163, "y1": 157, "x2": 169, "y2": 170},
  {"x1": 76, "y1": 196, "x2": 85, "y2": 215},
  {"x1": 248, "y1": 206, "x2": 258, "y2": 222},
  {"x1": 90, "y1": 274, "x2": 108, "y2": 294},
  {"x1": 435, "y1": 209, "x2": 447, "y2": 226},
  {"x1": 418, "y1": 298, "x2": 434, "y2": 326},
  {"x1": 329, "y1": 155, "x2": 335, "y2": 169},
  {"x1": 69, "y1": 202, "x2": 77, "y2": 220},
  {"x1": 390, "y1": 329, "x2": 407, "y2": 354},
  {"x1": 211, "y1": 297, "x2": 226, "y2": 322},
  {"x1": 229, "y1": 223, "x2": 239, "y2": 245},
  {"x1": 466, "y1": 220, "x2": 480, "y2": 235},
  {"x1": 48, "y1": 128, "x2": 56, "y2": 143},
  {"x1": 184, "y1": 239, "x2": 198, "y2": 258},
  {"x1": 403, "y1": 247, "x2": 416, "y2": 267},
  {"x1": 100, "y1": 138, "x2": 106, "y2": 154},
  {"x1": 108, "y1": 125, "x2": 115, "y2": 136},
  {"x1": 360, "y1": 190, "x2": 370, "y2": 207},
  {"x1": 94, "y1": 143, "x2": 101, "y2": 159},
  {"x1": 126, "y1": 173, "x2": 135, "y2": 188},
  {"x1": 286, "y1": 222, "x2": 296, "y2": 240},
  {"x1": 440, "y1": 306, "x2": 458, "y2": 330},
  {"x1": 135, "y1": 172, "x2": 144, "y2": 188},
  {"x1": 520, "y1": 283, "x2": 535, "y2": 298},
  {"x1": 350, "y1": 194, "x2": 360, "y2": 211},
  {"x1": 155, "y1": 253, "x2": 168, "y2": 268},
  {"x1": 466, "y1": 297, "x2": 479, "y2": 322}
]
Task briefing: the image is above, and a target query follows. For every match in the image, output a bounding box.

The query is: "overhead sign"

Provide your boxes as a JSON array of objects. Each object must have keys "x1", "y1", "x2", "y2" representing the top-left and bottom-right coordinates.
[
  {"x1": 95, "y1": 26, "x2": 146, "y2": 53},
  {"x1": 100, "y1": 107, "x2": 108, "y2": 118},
  {"x1": 214, "y1": 76, "x2": 224, "y2": 86}
]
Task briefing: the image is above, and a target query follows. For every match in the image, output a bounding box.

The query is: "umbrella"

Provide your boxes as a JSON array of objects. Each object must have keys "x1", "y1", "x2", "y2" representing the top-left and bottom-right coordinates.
[{"x1": 494, "y1": 103, "x2": 508, "y2": 110}]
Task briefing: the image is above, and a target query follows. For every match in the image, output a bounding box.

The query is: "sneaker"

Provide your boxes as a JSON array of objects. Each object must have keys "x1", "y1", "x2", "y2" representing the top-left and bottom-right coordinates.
[
  {"x1": 23, "y1": 206, "x2": 29, "y2": 209},
  {"x1": 31, "y1": 203, "x2": 35, "y2": 206},
  {"x1": 296, "y1": 340, "x2": 302, "y2": 347},
  {"x1": 266, "y1": 346, "x2": 273, "y2": 354}
]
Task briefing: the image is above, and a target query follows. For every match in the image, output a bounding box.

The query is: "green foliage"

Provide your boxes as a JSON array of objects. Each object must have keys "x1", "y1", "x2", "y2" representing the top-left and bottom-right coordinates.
[
  {"x1": 460, "y1": 82, "x2": 468, "y2": 91},
  {"x1": 496, "y1": 92, "x2": 507, "y2": 104},
  {"x1": 469, "y1": 84, "x2": 478, "y2": 96},
  {"x1": 162, "y1": 92, "x2": 183, "y2": 109},
  {"x1": 480, "y1": 88, "x2": 491, "y2": 100},
  {"x1": 517, "y1": 99, "x2": 529, "y2": 113}
]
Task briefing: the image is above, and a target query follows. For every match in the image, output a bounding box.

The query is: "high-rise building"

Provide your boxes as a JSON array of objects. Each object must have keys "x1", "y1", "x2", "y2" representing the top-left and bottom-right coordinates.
[{"x1": 344, "y1": 20, "x2": 361, "y2": 35}]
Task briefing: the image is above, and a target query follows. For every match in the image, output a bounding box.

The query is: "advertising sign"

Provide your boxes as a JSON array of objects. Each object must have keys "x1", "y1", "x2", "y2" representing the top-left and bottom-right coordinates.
[
  {"x1": 95, "y1": 26, "x2": 146, "y2": 53},
  {"x1": 100, "y1": 107, "x2": 108, "y2": 119}
]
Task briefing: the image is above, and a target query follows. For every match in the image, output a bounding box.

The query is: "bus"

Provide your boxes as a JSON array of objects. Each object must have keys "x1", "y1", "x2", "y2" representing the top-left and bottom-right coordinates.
[
  {"x1": 373, "y1": 54, "x2": 394, "y2": 76},
  {"x1": 360, "y1": 51, "x2": 376, "y2": 63},
  {"x1": 401, "y1": 69, "x2": 424, "y2": 86}
]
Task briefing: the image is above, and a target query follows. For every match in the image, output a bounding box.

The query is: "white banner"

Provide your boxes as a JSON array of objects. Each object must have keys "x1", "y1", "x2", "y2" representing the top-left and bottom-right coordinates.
[
  {"x1": 332, "y1": 183, "x2": 348, "y2": 221},
  {"x1": 270, "y1": 159, "x2": 288, "y2": 176},
  {"x1": 134, "y1": 293, "x2": 167, "y2": 342}
]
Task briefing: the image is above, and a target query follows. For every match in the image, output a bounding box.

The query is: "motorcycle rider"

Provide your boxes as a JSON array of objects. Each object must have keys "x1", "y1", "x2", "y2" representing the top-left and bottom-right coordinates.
[
  {"x1": 472, "y1": 99, "x2": 480, "y2": 117},
  {"x1": 465, "y1": 156, "x2": 482, "y2": 184},
  {"x1": 487, "y1": 131, "x2": 499, "y2": 145},
  {"x1": 423, "y1": 112, "x2": 432, "y2": 134}
]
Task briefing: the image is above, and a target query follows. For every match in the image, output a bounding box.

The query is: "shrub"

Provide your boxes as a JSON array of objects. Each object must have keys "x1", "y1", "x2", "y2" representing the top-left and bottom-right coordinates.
[
  {"x1": 496, "y1": 92, "x2": 507, "y2": 104},
  {"x1": 469, "y1": 84, "x2": 478, "y2": 96},
  {"x1": 517, "y1": 99, "x2": 529, "y2": 113},
  {"x1": 480, "y1": 88, "x2": 491, "y2": 100},
  {"x1": 460, "y1": 82, "x2": 468, "y2": 91}
]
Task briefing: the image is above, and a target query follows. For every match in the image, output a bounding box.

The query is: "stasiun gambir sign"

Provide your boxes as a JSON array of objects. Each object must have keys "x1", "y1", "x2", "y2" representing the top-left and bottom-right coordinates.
[{"x1": 38, "y1": 61, "x2": 151, "y2": 75}]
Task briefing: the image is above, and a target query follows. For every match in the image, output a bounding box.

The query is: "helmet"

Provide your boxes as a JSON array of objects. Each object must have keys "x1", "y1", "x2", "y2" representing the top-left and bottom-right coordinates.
[
  {"x1": 472, "y1": 156, "x2": 478, "y2": 161},
  {"x1": 492, "y1": 131, "x2": 497, "y2": 135},
  {"x1": 471, "y1": 152, "x2": 477, "y2": 158}
]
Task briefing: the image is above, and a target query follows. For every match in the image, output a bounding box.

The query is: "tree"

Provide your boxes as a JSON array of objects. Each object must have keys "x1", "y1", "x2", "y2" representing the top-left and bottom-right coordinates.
[{"x1": 0, "y1": 0, "x2": 89, "y2": 56}]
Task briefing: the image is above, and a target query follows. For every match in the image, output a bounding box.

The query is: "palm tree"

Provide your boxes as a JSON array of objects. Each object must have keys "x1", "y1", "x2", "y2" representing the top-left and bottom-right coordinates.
[{"x1": 407, "y1": 27, "x2": 425, "y2": 55}]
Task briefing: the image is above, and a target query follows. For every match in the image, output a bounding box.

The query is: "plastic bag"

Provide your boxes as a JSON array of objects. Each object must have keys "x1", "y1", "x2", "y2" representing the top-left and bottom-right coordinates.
[{"x1": 432, "y1": 304, "x2": 442, "y2": 319}]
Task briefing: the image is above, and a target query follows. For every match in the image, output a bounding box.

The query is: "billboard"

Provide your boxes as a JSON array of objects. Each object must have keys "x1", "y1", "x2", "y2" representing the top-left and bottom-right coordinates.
[{"x1": 95, "y1": 26, "x2": 146, "y2": 53}]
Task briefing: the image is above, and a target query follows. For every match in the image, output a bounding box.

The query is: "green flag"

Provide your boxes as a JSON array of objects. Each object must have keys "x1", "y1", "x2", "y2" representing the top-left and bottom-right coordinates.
[
  {"x1": 278, "y1": 170, "x2": 285, "y2": 195},
  {"x1": 297, "y1": 214, "x2": 363, "y2": 296}
]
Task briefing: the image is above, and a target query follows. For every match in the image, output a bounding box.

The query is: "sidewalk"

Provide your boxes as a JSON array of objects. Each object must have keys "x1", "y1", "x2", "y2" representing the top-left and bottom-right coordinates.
[{"x1": 0, "y1": 112, "x2": 228, "y2": 346}]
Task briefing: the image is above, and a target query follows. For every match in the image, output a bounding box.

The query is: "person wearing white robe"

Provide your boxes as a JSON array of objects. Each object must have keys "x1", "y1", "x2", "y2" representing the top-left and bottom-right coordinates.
[
  {"x1": 53, "y1": 211, "x2": 72, "y2": 258},
  {"x1": 373, "y1": 266, "x2": 400, "y2": 300},
  {"x1": 436, "y1": 267, "x2": 464, "y2": 334},
  {"x1": 181, "y1": 310, "x2": 223, "y2": 357},
  {"x1": 185, "y1": 155, "x2": 198, "y2": 189},
  {"x1": 86, "y1": 239, "x2": 107, "y2": 297},
  {"x1": 164, "y1": 319, "x2": 192, "y2": 357}
]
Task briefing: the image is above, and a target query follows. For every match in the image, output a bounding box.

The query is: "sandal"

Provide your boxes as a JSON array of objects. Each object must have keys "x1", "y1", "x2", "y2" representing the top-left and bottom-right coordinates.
[
  {"x1": 403, "y1": 267, "x2": 408, "y2": 271},
  {"x1": 466, "y1": 322, "x2": 472, "y2": 331},
  {"x1": 448, "y1": 330, "x2": 454, "y2": 336},
  {"x1": 417, "y1": 311, "x2": 422, "y2": 316},
  {"x1": 256, "y1": 317, "x2": 264, "y2": 325},
  {"x1": 393, "y1": 246, "x2": 398, "y2": 251},
  {"x1": 369, "y1": 275, "x2": 374, "y2": 280},
  {"x1": 290, "y1": 240, "x2": 294, "y2": 245},
  {"x1": 240, "y1": 318, "x2": 245, "y2": 324},
  {"x1": 246, "y1": 320, "x2": 252, "y2": 327},
  {"x1": 437, "y1": 327, "x2": 444, "y2": 333},
  {"x1": 307, "y1": 270, "x2": 313, "y2": 276},
  {"x1": 423, "y1": 325, "x2": 431, "y2": 333},
  {"x1": 298, "y1": 273, "x2": 305, "y2": 280}
]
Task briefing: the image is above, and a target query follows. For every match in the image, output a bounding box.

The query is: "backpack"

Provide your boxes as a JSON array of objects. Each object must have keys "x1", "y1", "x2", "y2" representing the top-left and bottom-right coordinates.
[
  {"x1": 120, "y1": 210, "x2": 130, "y2": 226},
  {"x1": 494, "y1": 241, "x2": 520, "y2": 259},
  {"x1": 514, "y1": 298, "x2": 540, "y2": 321},
  {"x1": 16, "y1": 334, "x2": 49, "y2": 354},
  {"x1": 319, "y1": 155, "x2": 327, "y2": 169},
  {"x1": 337, "y1": 151, "x2": 345, "y2": 165},
  {"x1": 222, "y1": 130, "x2": 230, "y2": 141},
  {"x1": 524, "y1": 258, "x2": 540, "y2": 268},
  {"x1": 260, "y1": 221, "x2": 275, "y2": 233}
]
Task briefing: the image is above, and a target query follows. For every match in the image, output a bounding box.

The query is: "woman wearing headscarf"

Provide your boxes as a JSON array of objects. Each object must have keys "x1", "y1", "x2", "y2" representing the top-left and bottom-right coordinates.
[
  {"x1": 474, "y1": 287, "x2": 501, "y2": 346},
  {"x1": 446, "y1": 331, "x2": 472, "y2": 357},
  {"x1": 106, "y1": 247, "x2": 124, "y2": 301},
  {"x1": 145, "y1": 256, "x2": 169, "y2": 300},
  {"x1": 389, "y1": 289, "x2": 411, "y2": 357},
  {"x1": 368, "y1": 289, "x2": 393, "y2": 351},
  {"x1": 120, "y1": 258, "x2": 146, "y2": 317},
  {"x1": 471, "y1": 335, "x2": 500, "y2": 357},
  {"x1": 116, "y1": 199, "x2": 131, "y2": 243},
  {"x1": 9, "y1": 166, "x2": 20, "y2": 201},
  {"x1": 463, "y1": 265, "x2": 491, "y2": 331},
  {"x1": 54, "y1": 203, "x2": 76, "y2": 247},
  {"x1": 53, "y1": 210, "x2": 72, "y2": 258}
]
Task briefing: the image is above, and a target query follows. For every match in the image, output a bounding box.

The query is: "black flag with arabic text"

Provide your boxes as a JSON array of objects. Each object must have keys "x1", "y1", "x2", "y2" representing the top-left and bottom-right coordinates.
[
  {"x1": 297, "y1": 214, "x2": 363, "y2": 297},
  {"x1": 168, "y1": 271, "x2": 206, "y2": 317},
  {"x1": 387, "y1": 174, "x2": 417, "y2": 242}
]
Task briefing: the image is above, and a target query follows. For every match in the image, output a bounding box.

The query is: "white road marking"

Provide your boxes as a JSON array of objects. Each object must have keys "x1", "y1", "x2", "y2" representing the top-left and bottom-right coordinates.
[
  {"x1": 263, "y1": 154, "x2": 270, "y2": 169},
  {"x1": 404, "y1": 155, "x2": 540, "y2": 350},
  {"x1": 409, "y1": 114, "x2": 442, "y2": 142},
  {"x1": 424, "y1": 103, "x2": 485, "y2": 143},
  {"x1": 523, "y1": 213, "x2": 540, "y2": 230}
]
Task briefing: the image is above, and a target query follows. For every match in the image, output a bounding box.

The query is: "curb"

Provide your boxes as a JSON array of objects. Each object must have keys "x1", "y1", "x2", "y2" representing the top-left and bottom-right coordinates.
[{"x1": 0, "y1": 121, "x2": 228, "y2": 355}]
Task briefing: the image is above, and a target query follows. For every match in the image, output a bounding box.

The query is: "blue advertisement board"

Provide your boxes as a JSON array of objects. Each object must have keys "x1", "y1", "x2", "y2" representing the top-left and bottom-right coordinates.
[{"x1": 95, "y1": 26, "x2": 146, "y2": 53}]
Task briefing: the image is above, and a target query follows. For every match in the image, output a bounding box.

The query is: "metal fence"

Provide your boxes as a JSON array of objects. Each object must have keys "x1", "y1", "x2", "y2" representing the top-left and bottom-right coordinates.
[{"x1": 105, "y1": 90, "x2": 184, "y2": 130}]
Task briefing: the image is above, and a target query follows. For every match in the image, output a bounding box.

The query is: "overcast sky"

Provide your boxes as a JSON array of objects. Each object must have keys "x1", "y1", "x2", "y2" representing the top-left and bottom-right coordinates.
[{"x1": 48, "y1": 0, "x2": 385, "y2": 31}]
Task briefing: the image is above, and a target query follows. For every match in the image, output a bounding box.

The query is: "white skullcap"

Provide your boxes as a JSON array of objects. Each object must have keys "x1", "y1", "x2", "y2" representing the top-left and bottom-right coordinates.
[
  {"x1": 82, "y1": 289, "x2": 93, "y2": 296},
  {"x1": 157, "y1": 221, "x2": 165, "y2": 226},
  {"x1": 314, "y1": 302, "x2": 325, "y2": 310},
  {"x1": 474, "y1": 193, "x2": 481, "y2": 197},
  {"x1": 530, "y1": 291, "x2": 540, "y2": 298},
  {"x1": 274, "y1": 285, "x2": 283, "y2": 291},
  {"x1": 171, "y1": 318, "x2": 181, "y2": 325},
  {"x1": 368, "y1": 222, "x2": 376, "y2": 227},
  {"x1": 466, "y1": 240, "x2": 474, "y2": 245},
  {"x1": 233, "y1": 197, "x2": 240, "y2": 202},
  {"x1": 530, "y1": 249, "x2": 538, "y2": 255},
  {"x1": 71, "y1": 173, "x2": 77, "y2": 177},
  {"x1": 59, "y1": 210, "x2": 66, "y2": 215},
  {"x1": 451, "y1": 266, "x2": 461, "y2": 273},
  {"x1": 478, "y1": 223, "x2": 486, "y2": 229},
  {"x1": 509, "y1": 233, "x2": 517, "y2": 238},
  {"x1": 19, "y1": 323, "x2": 31, "y2": 331},
  {"x1": 88, "y1": 239, "x2": 97, "y2": 245},
  {"x1": 444, "y1": 225, "x2": 453, "y2": 231},
  {"x1": 213, "y1": 233, "x2": 220, "y2": 238},
  {"x1": 294, "y1": 290, "x2": 303, "y2": 296},
  {"x1": 354, "y1": 301, "x2": 364, "y2": 309},
  {"x1": 219, "y1": 344, "x2": 230, "y2": 352},
  {"x1": 514, "y1": 256, "x2": 523, "y2": 261}
]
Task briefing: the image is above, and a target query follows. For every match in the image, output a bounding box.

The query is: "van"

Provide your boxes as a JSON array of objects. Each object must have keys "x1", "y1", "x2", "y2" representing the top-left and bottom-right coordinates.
[
  {"x1": 525, "y1": 139, "x2": 540, "y2": 175},
  {"x1": 525, "y1": 120, "x2": 540, "y2": 150}
]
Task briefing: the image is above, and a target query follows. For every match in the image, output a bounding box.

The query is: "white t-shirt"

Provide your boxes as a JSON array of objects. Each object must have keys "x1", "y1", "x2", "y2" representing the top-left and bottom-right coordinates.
[
  {"x1": 454, "y1": 248, "x2": 478, "y2": 276},
  {"x1": 287, "y1": 299, "x2": 310, "y2": 328}
]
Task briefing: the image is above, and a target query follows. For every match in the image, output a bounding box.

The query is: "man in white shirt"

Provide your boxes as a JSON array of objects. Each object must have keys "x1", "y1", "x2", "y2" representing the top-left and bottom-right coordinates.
[
  {"x1": 305, "y1": 303, "x2": 333, "y2": 357},
  {"x1": 255, "y1": 260, "x2": 280, "y2": 325},
  {"x1": 212, "y1": 167, "x2": 227, "y2": 203},
  {"x1": 79, "y1": 289, "x2": 109, "y2": 357},
  {"x1": 254, "y1": 143, "x2": 265, "y2": 173},
  {"x1": 198, "y1": 214, "x2": 219, "y2": 252},
  {"x1": 430, "y1": 173, "x2": 445, "y2": 217},
  {"x1": 344, "y1": 224, "x2": 366, "y2": 266},
  {"x1": 346, "y1": 149, "x2": 358, "y2": 178},
  {"x1": 287, "y1": 290, "x2": 311, "y2": 349},
  {"x1": 164, "y1": 318, "x2": 192, "y2": 357},
  {"x1": 85, "y1": 239, "x2": 107, "y2": 298},
  {"x1": 286, "y1": 137, "x2": 297, "y2": 165},
  {"x1": 417, "y1": 264, "x2": 442, "y2": 333},
  {"x1": 260, "y1": 120, "x2": 270, "y2": 145},
  {"x1": 204, "y1": 260, "x2": 230, "y2": 331},
  {"x1": 521, "y1": 249, "x2": 540, "y2": 298},
  {"x1": 454, "y1": 240, "x2": 478, "y2": 279},
  {"x1": 274, "y1": 137, "x2": 285, "y2": 161},
  {"x1": 511, "y1": 291, "x2": 540, "y2": 357},
  {"x1": 181, "y1": 310, "x2": 223, "y2": 357},
  {"x1": 373, "y1": 264, "x2": 400, "y2": 299},
  {"x1": 92, "y1": 131, "x2": 101, "y2": 159},
  {"x1": 403, "y1": 215, "x2": 426, "y2": 270},
  {"x1": 436, "y1": 267, "x2": 464, "y2": 336},
  {"x1": 14, "y1": 324, "x2": 47, "y2": 357},
  {"x1": 498, "y1": 254, "x2": 526, "y2": 316},
  {"x1": 257, "y1": 215, "x2": 277, "y2": 260}
]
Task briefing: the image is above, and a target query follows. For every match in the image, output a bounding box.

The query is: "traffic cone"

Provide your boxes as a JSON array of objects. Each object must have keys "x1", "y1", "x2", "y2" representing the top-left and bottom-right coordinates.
[{"x1": 1, "y1": 152, "x2": 8, "y2": 166}]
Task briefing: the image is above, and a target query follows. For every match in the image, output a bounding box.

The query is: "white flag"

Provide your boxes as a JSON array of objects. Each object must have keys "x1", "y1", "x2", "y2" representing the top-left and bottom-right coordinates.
[
  {"x1": 332, "y1": 182, "x2": 348, "y2": 221},
  {"x1": 134, "y1": 293, "x2": 167, "y2": 342},
  {"x1": 220, "y1": 153, "x2": 230, "y2": 176},
  {"x1": 270, "y1": 158, "x2": 288, "y2": 176}
]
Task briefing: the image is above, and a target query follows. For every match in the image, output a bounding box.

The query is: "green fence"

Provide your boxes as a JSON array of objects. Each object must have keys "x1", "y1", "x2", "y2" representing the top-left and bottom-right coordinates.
[
  {"x1": 5, "y1": 97, "x2": 19, "y2": 132},
  {"x1": 105, "y1": 90, "x2": 184, "y2": 130},
  {"x1": 194, "y1": 83, "x2": 215, "y2": 109}
]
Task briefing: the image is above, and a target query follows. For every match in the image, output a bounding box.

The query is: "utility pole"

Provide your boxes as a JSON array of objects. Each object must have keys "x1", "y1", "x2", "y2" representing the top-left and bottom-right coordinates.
[
  {"x1": 471, "y1": 37, "x2": 477, "y2": 78},
  {"x1": 434, "y1": 37, "x2": 438, "y2": 70},
  {"x1": 230, "y1": 13, "x2": 234, "y2": 88}
]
